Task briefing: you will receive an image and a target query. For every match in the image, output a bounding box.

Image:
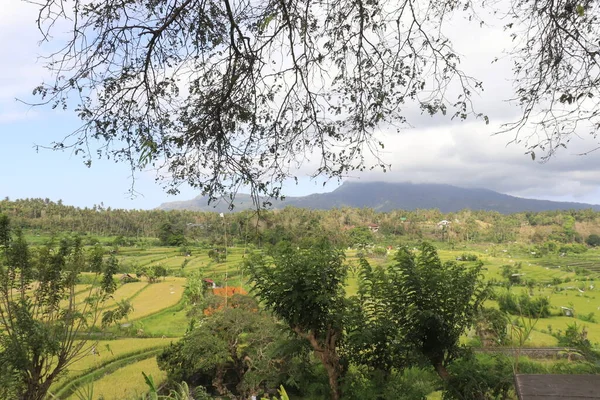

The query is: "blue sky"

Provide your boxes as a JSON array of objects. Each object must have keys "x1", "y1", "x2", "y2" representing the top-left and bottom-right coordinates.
[
  {"x1": 2, "y1": 1, "x2": 600, "y2": 210},
  {"x1": 0, "y1": 112, "x2": 338, "y2": 209}
]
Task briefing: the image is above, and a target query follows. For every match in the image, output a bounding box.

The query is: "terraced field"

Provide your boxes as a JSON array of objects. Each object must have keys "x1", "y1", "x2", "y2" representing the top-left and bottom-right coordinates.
[
  {"x1": 65, "y1": 357, "x2": 167, "y2": 400},
  {"x1": 49, "y1": 244, "x2": 600, "y2": 398},
  {"x1": 50, "y1": 338, "x2": 172, "y2": 399}
]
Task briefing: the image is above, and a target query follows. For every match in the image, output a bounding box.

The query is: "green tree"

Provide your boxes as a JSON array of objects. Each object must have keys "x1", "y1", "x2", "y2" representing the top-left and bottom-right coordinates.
[
  {"x1": 158, "y1": 223, "x2": 186, "y2": 246},
  {"x1": 87, "y1": 243, "x2": 105, "y2": 273},
  {"x1": 346, "y1": 258, "x2": 409, "y2": 376},
  {"x1": 102, "y1": 253, "x2": 119, "y2": 294},
  {"x1": 245, "y1": 239, "x2": 347, "y2": 400},
  {"x1": 586, "y1": 234, "x2": 600, "y2": 247},
  {"x1": 137, "y1": 264, "x2": 168, "y2": 283},
  {"x1": 347, "y1": 227, "x2": 374, "y2": 249},
  {"x1": 158, "y1": 294, "x2": 288, "y2": 398},
  {"x1": 0, "y1": 216, "x2": 127, "y2": 400},
  {"x1": 354, "y1": 243, "x2": 487, "y2": 381},
  {"x1": 562, "y1": 215, "x2": 577, "y2": 242},
  {"x1": 394, "y1": 244, "x2": 487, "y2": 380}
]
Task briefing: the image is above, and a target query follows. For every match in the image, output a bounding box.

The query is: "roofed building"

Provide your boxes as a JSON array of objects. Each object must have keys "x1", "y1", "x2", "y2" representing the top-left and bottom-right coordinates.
[{"x1": 515, "y1": 374, "x2": 600, "y2": 399}]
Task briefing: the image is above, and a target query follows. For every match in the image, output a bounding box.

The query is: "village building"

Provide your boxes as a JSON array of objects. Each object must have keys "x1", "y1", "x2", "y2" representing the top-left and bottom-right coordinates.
[{"x1": 367, "y1": 223, "x2": 379, "y2": 233}]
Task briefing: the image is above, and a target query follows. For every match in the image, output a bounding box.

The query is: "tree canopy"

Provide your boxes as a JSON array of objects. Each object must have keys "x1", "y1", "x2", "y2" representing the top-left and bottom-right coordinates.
[
  {"x1": 27, "y1": 0, "x2": 600, "y2": 203},
  {"x1": 0, "y1": 216, "x2": 130, "y2": 400}
]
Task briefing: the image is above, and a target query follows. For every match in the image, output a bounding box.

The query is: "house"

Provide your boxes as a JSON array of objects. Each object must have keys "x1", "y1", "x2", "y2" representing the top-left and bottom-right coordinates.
[
  {"x1": 120, "y1": 273, "x2": 138, "y2": 283},
  {"x1": 203, "y1": 278, "x2": 217, "y2": 289},
  {"x1": 561, "y1": 306, "x2": 574, "y2": 317},
  {"x1": 515, "y1": 374, "x2": 600, "y2": 399},
  {"x1": 367, "y1": 223, "x2": 379, "y2": 233}
]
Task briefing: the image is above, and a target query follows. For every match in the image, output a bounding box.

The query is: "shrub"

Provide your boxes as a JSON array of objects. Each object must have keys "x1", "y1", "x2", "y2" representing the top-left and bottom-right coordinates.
[
  {"x1": 476, "y1": 308, "x2": 509, "y2": 346},
  {"x1": 497, "y1": 292, "x2": 551, "y2": 318},
  {"x1": 551, "y1": 277, "x2": 563, "y2": 285},
  {"x1": 586, "y1": 234, "x2": 600, "y2": 247},
  {"x1": 383, "y1": 368, "x2": 438, "y2": 400},
  {"x1": 371, "y1": 247, "x2": 388, "y2": 258},
  {"x1": 444, "y1": 354, "x2": 513, "y2": 400},
  {"x1": 558, "y1": 244, "x2": 588, "y2": 254},
  {"x1": 207, "y1": 248, "x2": 226, "y2": 262},
  {"x1": 578, "y1": 312, "x2": 596, "y2": 323},
  {"x1": 457, "y1": 253, "x2": 478, "y2": 262}
]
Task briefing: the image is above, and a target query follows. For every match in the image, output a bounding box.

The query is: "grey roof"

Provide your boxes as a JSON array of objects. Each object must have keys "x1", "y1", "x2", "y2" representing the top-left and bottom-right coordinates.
[{"x1": 515, "y1": 374, "x2": 600, "y2": 399}]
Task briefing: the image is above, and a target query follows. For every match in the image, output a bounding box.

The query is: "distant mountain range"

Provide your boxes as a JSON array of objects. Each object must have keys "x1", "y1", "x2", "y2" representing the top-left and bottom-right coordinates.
[{"x1": 157, "y1": 182, "x2": 600, "y2": 213}]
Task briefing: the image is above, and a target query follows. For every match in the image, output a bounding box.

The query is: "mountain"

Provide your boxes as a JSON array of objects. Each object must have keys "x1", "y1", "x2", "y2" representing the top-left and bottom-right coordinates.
[{"x1": 157, "y1": 182, "x2": 600, "y2": 213}]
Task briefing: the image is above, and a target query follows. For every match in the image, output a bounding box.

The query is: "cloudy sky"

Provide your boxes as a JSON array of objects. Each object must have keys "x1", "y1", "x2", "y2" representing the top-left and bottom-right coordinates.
[{"x1": 1, "y1": 1, "x2": 600, "y2": 210}]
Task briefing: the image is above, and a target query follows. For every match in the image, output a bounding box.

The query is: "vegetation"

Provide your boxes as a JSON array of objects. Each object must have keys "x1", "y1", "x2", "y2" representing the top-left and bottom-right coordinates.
[
  {"x1": 4, "y1": 201, "x2": 600, "y2": 398},
  {"x1": 0, "y1": 216, "x2": 130, "y2": 400},
  {"x1": 497, "y1": 292, "x2": 552, "y2": 319},
  {"x1": 247, "y1": 239, "x2": 348, "y2": 400},
  {"x1": 158, "y1": 294, "x2": 289, "y2": 398}
]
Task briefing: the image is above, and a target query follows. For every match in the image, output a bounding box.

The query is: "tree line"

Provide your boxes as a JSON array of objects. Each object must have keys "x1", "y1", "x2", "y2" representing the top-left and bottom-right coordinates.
[{"x1": 2, "y1": 198, "x2": 600, "y2": 247}]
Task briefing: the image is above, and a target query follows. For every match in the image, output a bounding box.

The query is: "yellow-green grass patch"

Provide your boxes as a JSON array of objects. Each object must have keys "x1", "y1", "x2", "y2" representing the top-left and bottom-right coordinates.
[
  {"x1": 103, "y1": 281, "x2": 149, "y2": 309},
  {"x1": 138, "y1": 308, "x2": 189, "y2": 337},
  {"x1": 68, "y1": 357, "x2": 166, "y2": 400},
  {"x1": 54, "y1": 338, "x2": 171, "y2": 385},
  {"x1": 127, "y1": 278, "x2": 185, "y2": 320}
]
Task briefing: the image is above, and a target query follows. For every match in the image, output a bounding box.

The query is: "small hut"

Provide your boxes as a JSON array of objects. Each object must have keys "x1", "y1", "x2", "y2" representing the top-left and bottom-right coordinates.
[{"x1": 203, "y1": 278, "x2": 217, "y2": 289}]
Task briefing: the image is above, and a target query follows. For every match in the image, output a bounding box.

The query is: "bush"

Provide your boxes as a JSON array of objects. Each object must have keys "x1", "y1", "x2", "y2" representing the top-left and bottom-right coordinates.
[
  {"x1": 497, "y1": 292, "x2": 551, "y2": 318},
  {"x1": 578, "y1": 312, "x2": 596, "y2": 323},
  {"x1": 383, "y1": 368, "x2": 438, "y2": 400},
  {"x1": 444, "y1": 354, "x2": 513, "y2": 400},
  {"x1": 476, "y1": 308, "x2": 509, "y2": 346},
  {"x1": 371, "y1": 247, "x2": 388, "y2": 258},
  {"x1": 551, "y1": 277, "x2": 563, "y2": 285},
  {"x1": 207, "y1": 248, "x2": 226, "y2": 262},
  {"x1": 558, "y1": 243, "x2": 588, "y2": 254},
  {"x1": 586, "y1": 234, "x2": 600, "y2": 247},
  {"x1": 457, "y1": 253, "x2": 478, "y2": 262}
]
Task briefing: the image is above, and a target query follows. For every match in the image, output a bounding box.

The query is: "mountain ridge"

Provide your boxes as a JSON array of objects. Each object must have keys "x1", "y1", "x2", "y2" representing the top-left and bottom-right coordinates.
[{"x1": 157, "y1": 182, "x2": 600, "y2": 213}]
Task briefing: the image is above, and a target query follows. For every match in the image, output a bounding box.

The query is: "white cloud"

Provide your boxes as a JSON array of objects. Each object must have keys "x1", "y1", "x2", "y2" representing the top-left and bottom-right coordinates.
[{"x1": 349, "y1": 118, "x2": 600, "y2": 202}]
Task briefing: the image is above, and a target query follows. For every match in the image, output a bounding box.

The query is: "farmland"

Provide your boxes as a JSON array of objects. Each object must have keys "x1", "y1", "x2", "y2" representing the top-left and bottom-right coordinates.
[
  {"x1": 39, "y1": 245, "x2": 254, "y2": 399},
  {"x1": 4, "y1": 200, "x2": 600, "y2": 398},
  {"x1": 26, "y1": 240, "x2": 598, "y2": 399}
]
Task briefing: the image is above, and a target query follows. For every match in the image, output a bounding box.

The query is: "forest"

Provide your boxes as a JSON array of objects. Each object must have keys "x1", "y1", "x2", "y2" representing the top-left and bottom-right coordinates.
[{"x1": 2, "y1": 197, "x2": 599, "y2": 247}]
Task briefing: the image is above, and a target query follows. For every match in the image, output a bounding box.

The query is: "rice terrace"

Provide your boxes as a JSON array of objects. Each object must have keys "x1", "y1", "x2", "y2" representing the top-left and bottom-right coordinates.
[{"x1": 3, "y1": 198, "x2": 600, "y2": 399}]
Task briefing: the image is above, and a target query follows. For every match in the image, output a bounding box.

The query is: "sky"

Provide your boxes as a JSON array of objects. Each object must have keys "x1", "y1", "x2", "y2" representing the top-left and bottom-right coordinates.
[{"x1": 1, "y1": 1, "x2": 600, "y2": 210}]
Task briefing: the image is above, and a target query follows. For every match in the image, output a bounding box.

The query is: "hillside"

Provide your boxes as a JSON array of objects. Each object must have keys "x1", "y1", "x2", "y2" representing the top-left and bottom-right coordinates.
[{"x1": 157, "y1": 182, "x2": 600, "y2": 213}]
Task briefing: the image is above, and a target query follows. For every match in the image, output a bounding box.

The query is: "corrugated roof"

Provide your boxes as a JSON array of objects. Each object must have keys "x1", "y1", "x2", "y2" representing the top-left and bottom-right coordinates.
[{"x1": 515, "y1": 374, "x2": 600, "y2": 399}]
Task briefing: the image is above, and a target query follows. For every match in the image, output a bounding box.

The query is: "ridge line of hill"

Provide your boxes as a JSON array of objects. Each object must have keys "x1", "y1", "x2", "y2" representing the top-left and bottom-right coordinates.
[{"x1": 157, "y1": 181, "x2": 600, "y2": 214}]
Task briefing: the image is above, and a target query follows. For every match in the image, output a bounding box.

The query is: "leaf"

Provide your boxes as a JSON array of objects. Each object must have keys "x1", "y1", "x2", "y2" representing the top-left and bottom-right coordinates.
[
  {"x1": 259, "y1": 13, "x2": 276, "y2": 31},
  {"x1": 530, "y1": 151, "x2": 536, "y2": 161},
  {"x1": 142, "y1": 371, "x2": 157, "y2": 393},
  {"x1": 576, "y1": 4, "x2": 585, "y2": 16}
]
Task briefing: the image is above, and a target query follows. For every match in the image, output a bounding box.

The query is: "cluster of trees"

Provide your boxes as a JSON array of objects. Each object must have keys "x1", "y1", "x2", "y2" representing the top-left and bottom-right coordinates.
[
  {"x1": 496, "y1": 292, "x2": 551, "y2": 319},
  {"x1": 159, "y1": 239, "x2": 489, "y2": 399},
  {"x1": 0, "y1": 215, "x2": 131, "y2": 400},
  {"x1": 4, "y1": 198, "x2": 600, "y2": 248}
]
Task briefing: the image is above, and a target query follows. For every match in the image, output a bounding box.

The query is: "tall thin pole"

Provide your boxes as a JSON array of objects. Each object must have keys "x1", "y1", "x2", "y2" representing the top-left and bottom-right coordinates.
[{"x1": 221, "y1": 212, "x2": 228, "y2": 307}]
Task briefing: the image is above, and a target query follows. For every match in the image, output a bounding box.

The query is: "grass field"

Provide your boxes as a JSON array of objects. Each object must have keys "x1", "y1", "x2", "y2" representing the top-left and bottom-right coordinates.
[
  {"x1": 65, "y1": 338, "x2": 171, "y2": 377},
  {"x1": 66, "y1": 357, "x2": 167, "y2": 400},
  {"x1": 125, "y1": 278, "x2": 186, "y2": 320}
]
